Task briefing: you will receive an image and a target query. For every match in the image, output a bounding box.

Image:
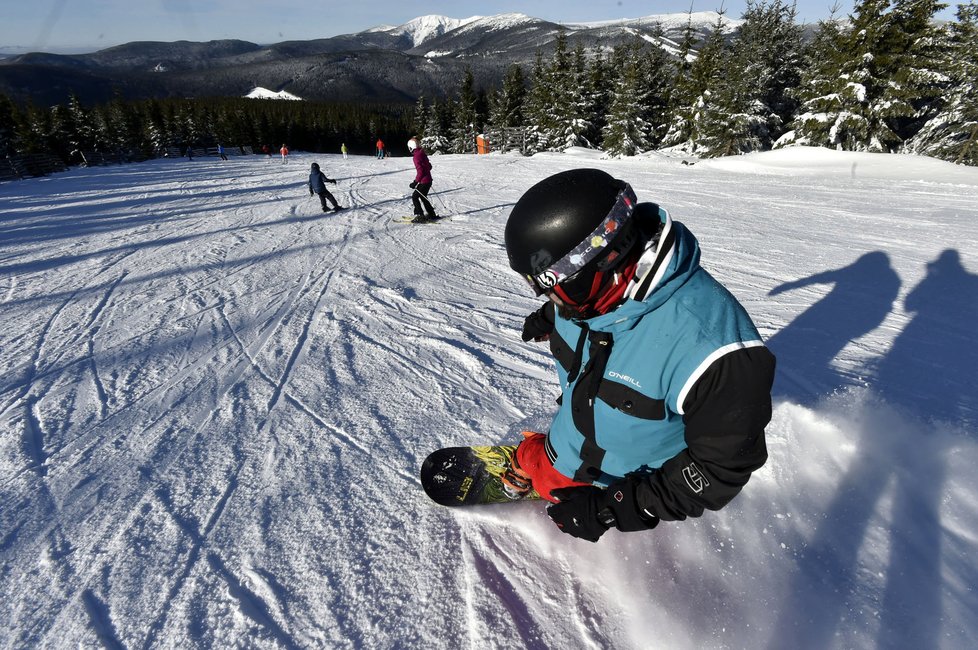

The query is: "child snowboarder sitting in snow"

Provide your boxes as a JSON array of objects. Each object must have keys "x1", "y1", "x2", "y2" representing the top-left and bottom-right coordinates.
[{"x1": 308, "y1": 162, "x2": 345, "y2": 213}]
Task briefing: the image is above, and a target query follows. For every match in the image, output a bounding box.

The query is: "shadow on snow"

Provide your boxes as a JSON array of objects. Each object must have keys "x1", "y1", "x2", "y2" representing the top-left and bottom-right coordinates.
[{"x1": 764, "y1": 248, "x2": 978, "y2": 648}]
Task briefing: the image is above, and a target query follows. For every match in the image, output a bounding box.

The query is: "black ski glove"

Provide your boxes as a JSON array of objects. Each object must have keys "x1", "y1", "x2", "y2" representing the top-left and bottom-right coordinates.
[
  {"x1": 329, "y1": 178, "x2": 337, "y2": 185},
  {"x1": 409, "y1": 181, "x2": 418, "y2": 189},
  {"x1": 548, "y1": 478, "x2": 659, "y2": 543},
  {"x1": 309, "y1": 189, "x2": 314, "y2": 196},
  {"x1": 521, "y1": 303, "x2": 555, "y2": 342}
]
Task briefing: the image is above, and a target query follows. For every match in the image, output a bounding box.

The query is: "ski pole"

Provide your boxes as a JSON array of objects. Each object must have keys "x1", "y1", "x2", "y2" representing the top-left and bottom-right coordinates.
[{"x1": 428, "y1": 188, "x2": 448, "y2": 212}]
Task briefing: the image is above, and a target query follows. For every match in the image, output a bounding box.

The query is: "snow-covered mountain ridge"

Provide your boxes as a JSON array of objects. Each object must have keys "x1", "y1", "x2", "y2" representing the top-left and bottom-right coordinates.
[
  {"x1": 369, "y1": 14, "x2": 484, "y2": 48},
  {"x1": 568, "y1": 10, "x2": 741, "y2": 32},
  {"x1": 370, "y1": 10, "x2": 740, "y2": 49},
  {"x1": 0, "y1": 11, "x2": 740, "y2": 105}
]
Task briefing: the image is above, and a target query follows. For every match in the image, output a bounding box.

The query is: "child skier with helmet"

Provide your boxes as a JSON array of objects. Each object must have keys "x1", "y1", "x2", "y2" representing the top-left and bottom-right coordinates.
[
  {"x1": 502, "y1": 168, "x2": 775, "y2": 542},
  {"x1": 407, "y1": 137, "x2": 438, "y2": 223},
  {"x1": 308, "y1": 162, "x2": 344, "y2": 213}
]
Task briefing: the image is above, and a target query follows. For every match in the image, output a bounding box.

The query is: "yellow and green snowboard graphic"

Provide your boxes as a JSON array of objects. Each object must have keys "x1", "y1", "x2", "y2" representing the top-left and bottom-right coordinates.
[{"x1": 420, "y1": 445, "x2": 542, "y2": 506}]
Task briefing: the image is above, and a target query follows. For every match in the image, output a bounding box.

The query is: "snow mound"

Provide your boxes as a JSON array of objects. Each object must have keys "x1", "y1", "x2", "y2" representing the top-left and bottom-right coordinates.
[
  {"x1": 695, "y1": 147, "x2": 978, "y2": 185},
  {"x1": 244, "y1": 87, "x2": 302, "y2": 101}
]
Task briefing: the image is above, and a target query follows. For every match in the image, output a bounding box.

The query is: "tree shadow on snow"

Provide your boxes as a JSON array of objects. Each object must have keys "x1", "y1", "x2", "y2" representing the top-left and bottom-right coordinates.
[{"x1": 768, "y1": 249, "x2": 978, "y2": 649}]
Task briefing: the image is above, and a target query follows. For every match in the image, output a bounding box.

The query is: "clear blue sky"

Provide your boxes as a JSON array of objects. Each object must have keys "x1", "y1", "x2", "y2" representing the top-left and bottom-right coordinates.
[{"x1": 0, "y1": 0, "x2": 960, "y2": 53}]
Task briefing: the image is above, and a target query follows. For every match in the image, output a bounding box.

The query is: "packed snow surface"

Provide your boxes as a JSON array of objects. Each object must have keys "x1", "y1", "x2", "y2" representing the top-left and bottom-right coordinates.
[{"x1": 1, "y1": 148, "x2": 977, "y2": 649}]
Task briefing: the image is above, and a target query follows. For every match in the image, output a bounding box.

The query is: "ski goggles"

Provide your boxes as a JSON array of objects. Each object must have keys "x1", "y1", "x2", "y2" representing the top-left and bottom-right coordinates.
[{"x1": 524, "y1": 183, "x2": 638, "y2": 296}]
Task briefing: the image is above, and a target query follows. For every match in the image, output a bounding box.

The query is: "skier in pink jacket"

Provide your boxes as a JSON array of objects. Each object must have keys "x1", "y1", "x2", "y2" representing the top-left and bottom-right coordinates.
[{"x1": 408, "y1": 137, "x2": 438, "y2": 223}]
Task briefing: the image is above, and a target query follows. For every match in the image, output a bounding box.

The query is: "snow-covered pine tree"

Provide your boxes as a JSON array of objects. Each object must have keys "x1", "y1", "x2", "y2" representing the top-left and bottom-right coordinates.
[
  {"x1": 565, "y1": 43, "x2": 596, "y2": 149},
  {"x1": 519, "y1": 33, "x2": 594, "y2": 152},
  {"x1": 585, "y1": 51, "x2": 613, "y2": 149},
  {"x1": 789, "y1": 0, "x2": 908, "y2": 152},
  {"x1": 66, "y1": 94, "x2": 95, "y2": 154},
  {"x1": 543, "y1": 32, "x2": 591, "y2": 151},
  {"x1": 846, "y1": 0, "x2": 912, "y2": 151},
  {"x1": 487, "y1": 64, "x2": 528, "y2": 153},
  {"x1": 522, "y1": 51, "x2": 555, "y2": 154},
  {"x1": 699, "y1": 0, "x2": 804, "y2": 157},
  {"x1": 413, "y1": 95, "x2": 429, "y2": 139},
  {"x1": 141, "y1": 100, "x2": 167, "y2": 156},
  {"x1": 0, "y1": 95, "x2": 18, "y2": 157},
  {"x1": 602, "y1": 45, "x2": 652, "y2": 157},
  {"x1": 683, "y1": 11, "x2": 734, "y2": 154},
  {"x1": 906, "y1": 1, "x2": 978, "y2": 164},
  {"x1": 102, "y1": 95, "x2": 137, "y2": 155},
  {"x1": 450, "y1": 69, "x2": 479, "y2": 154},
  {"x1": 488, "y1": 64, "x2": 526, "y2": 130},
  {"x1": 12, "y1": 103, "x2": 50, "y2": 154},
  {"x1": 636, "y1": 24, "x2": 676, "y2": 149},
  {"x1": 543, "y1": 31, "x2": 572, "y2": 150},
  {"x1": 784, "y1": 7, "x2": 850, "y2": 147},
  {"x1": 45, "y1": 104, "x2": 75, "y2": 162},
  {"x1": 888, "y1": 0, "x2": 951, "y2": 141},
  {"x1": 178, "y1": 102, "x2": 202, "y2": 152},
  {"x1": 661, "y1": 12, "x2": 702, "y2": 150},
  {"x1": 422, "y1": 98, "x2": 451, "y2": 154}
]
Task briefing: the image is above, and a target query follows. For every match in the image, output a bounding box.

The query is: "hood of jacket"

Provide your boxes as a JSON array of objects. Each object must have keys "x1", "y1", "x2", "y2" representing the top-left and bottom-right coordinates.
[{"x1": 582, "y1": 205, "x2": 701, "y2": 334}]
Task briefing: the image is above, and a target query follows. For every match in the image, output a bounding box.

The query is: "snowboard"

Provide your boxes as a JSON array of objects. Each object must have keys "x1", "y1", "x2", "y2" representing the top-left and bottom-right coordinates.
[{"x1": 420, "y1": 445, "x2": 541, "y2": 506}]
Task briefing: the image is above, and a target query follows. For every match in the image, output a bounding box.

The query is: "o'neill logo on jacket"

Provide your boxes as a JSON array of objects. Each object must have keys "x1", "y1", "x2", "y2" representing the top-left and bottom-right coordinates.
[{"x1": 682, "y1": 462, "x2": 711, "y2": 494}]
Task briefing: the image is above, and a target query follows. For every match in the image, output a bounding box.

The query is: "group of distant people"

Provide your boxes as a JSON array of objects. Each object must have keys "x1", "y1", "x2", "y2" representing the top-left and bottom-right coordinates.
[
  {"x1": 179, "y1": 135, "x2": 439, "y2": 222},
  {"x1": 299, "y1": 136, "x2": 437, "y2": 222}
]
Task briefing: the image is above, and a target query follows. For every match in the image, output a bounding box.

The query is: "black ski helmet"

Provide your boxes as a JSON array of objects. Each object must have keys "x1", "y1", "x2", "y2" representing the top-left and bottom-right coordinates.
[
  {"x1": 311, "y1": 162, "x2": 320, "y2": 170},
  {"x1": 505, "y1": 168, "x2": 639, "y2": 298}
]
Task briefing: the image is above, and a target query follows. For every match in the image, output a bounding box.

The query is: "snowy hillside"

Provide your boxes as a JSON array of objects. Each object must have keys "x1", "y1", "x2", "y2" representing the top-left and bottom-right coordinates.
[
  {"x1": 244, "y1": 87, "x2": 302, "y2": 101},
  {"x1": 570, "y1": 11, "x2": 742, "y2": 33},
  {"x1": 1, "y1": 148, "x2": 977, "y2": 648},
  {"x1": 370, "y1": 15, "x2": 482, "y2": 48}
]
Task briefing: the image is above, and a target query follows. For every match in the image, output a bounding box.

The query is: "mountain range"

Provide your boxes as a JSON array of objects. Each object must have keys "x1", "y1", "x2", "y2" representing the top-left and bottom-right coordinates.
[{"x1": 0, "y1": 12, "x2": 739, "y2": 106}]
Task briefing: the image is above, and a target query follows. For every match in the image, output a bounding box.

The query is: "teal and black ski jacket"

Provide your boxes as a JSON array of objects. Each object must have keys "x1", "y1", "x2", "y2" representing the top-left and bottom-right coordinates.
[{"x1": 543, "y1": 204, "x2": 775, "y2": 521}]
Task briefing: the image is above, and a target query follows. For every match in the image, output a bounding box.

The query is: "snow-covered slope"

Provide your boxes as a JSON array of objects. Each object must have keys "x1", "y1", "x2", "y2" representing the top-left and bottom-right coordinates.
[
  {"x1": 369, "y1": 14, "x2": 483, "y2": 48},
  {"x1": 1, "y1": 149, "x2": 977, "y2": 648},
  {"x1": 570, "y1": 10, "x2": 741, "y2": 33},
  {"x1": 445, "y1": 12, "x2": 540, "y2": 35}
]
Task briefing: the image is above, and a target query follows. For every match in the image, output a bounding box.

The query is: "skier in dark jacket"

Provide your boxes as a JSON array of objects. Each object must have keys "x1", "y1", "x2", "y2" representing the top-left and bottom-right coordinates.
[
  {"x1": 502, "y1": 168, "x2": 775, "y2": 542},
  {"x1": 407, "y1": 137, "x2": 438, "y2": 223},
  {"x1": 308, "y1": 162, "x2": 344, "y2": 212}
]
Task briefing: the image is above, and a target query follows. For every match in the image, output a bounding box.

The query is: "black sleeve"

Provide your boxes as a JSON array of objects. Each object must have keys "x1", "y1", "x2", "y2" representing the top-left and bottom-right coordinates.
[{"x1": 634, "y1": 345, "x2": 776, "y2": 521}]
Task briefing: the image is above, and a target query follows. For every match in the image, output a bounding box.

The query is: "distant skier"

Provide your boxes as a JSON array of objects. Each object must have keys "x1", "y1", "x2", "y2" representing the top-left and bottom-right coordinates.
[
  {"x1": 341, "y1": 142, "x2": 348, "y2": 159},
  {"x1": 217, "y1": 143, "x2": 228, "y2": 161},
  {"x1": 308, "y1": 162, "x2": 344, "y2": 213},
  {"x1": 376, "y1": 138, "x2": 385, "y2": 159},
  {"x1": 280, "y1": 144, "x2": 290, "y2": 164},
  {"x1": 407, "y1": 137, "x2": 437, "y2": 223}
]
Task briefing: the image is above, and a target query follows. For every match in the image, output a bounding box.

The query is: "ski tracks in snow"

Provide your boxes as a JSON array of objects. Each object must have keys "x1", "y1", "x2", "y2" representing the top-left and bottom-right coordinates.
[{"x1": 459, "y1": 524, "x2": 615, "y2": 650}]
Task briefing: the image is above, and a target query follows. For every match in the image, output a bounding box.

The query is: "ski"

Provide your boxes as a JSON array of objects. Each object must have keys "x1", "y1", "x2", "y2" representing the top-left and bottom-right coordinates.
[{"x1": 392, "y1": 216, "x2": 450, "y2": 224}]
